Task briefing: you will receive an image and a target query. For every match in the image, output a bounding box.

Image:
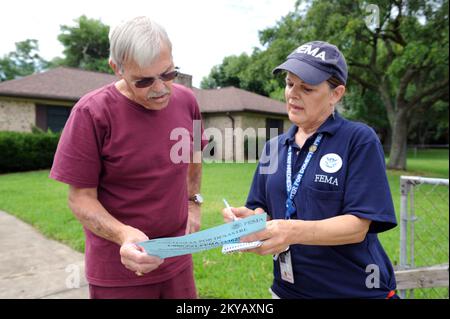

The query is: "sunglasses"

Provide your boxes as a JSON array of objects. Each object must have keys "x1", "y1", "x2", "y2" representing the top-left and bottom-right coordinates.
[{"x1": 131, "y1": 68, "x2": 179, "y2": 88}]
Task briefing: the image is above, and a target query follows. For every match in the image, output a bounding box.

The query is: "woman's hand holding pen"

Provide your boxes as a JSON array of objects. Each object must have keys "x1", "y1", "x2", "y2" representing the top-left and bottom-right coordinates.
[
  {"x1": 221, "y1": 203, "x2": 286, "y2": 255},
  {"x1": 221, "y1": 200, "x2": 284, "y2": 254},
  {"x1": 222, "y1": 206, "x2": 266, "y2": 223}
]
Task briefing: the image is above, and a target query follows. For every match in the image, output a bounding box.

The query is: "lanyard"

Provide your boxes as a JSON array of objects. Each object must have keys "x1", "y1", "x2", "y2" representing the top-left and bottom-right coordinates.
[{"x1": 285, "y1": 133, "x2": 323, "y2": 219}]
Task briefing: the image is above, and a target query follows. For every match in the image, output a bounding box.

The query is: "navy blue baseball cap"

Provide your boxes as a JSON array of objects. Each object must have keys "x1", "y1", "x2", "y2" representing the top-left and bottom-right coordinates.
[{"x1": 273, "y1": 41, "x2": 348, "y2": 85}]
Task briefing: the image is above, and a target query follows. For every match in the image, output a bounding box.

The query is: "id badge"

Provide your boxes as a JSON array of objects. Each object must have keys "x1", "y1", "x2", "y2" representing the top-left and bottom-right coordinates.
[{"x1": 279, "y1": 250, "x2": 294, "y2": 284}]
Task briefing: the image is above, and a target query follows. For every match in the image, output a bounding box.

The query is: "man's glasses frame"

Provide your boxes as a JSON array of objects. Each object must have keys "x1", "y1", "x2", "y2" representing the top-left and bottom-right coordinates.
[{"x1": 131, "y1": 67, "x2": 179, "y2": 88}]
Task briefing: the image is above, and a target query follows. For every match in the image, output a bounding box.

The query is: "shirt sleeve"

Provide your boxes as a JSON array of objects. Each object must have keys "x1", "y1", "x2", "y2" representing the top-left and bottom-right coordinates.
[
  {"x1": 245, "y1": 162, "x2": 269, "y2": 214},
  {"x1": 343, "y1": 140, "x2": 397, "y2": 233},
  {"x1": 49, "y1": 105, "x2": 103, "y2": 188}
]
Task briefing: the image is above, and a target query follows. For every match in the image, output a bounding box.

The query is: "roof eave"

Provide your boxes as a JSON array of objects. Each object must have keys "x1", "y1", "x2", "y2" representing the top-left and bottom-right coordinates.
[
  {"x1": 0, "y1": 92, "x2": 79, "y2": 103},
  {"x1": 201, "y1": 108, "x2": 287, "y2": 116}
]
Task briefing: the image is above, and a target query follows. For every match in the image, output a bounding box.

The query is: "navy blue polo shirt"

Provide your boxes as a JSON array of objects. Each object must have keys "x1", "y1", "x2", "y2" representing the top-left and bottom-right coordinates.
[{"x1": 246, "y1": 112, "x2": 397, "y2": 298}]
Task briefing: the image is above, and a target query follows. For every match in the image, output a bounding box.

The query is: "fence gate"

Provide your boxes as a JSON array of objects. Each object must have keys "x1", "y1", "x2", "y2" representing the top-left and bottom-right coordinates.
[{"x1": 397, "y1": 176, "x2": 449, "y2": 299}]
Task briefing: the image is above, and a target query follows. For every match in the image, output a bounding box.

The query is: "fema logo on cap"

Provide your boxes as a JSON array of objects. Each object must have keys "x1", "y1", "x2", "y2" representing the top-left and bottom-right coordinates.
[
  {"x1": 319, "y1": 153, "x2": 343, "y2": 174},
  {"x1": 273, "y1": 40, "x2": 348, "y2": 86},
  {"x1": 294, "y1": 43, "x2": 327, "y2": 61}
]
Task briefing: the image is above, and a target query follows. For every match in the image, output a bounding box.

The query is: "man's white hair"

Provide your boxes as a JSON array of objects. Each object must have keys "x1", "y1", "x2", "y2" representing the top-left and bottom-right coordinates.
[{"x1": 109, "y1": 16, "x2": 172, "y2": 71}]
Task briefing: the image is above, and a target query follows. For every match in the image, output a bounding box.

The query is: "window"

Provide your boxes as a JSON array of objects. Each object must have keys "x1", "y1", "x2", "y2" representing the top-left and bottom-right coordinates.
[
  {"x1": 36, "y1": 104, "x2": 71, "y2": 132},
  {"x1": 265, "y1": 118, "x2": 284, "y2": 140}
]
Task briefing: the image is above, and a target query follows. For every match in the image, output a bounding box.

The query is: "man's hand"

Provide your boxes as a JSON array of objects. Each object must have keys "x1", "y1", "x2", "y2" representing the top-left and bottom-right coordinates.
[
  {"x1": 119, "y1": 225, "x2": 163, "y2": 276},
  {"x1": 186, "y1": 201, "x2": 201, "y2": 234}
]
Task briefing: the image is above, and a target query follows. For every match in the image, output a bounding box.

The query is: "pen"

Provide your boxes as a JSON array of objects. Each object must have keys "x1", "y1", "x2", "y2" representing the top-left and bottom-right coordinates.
[{"x1": 222, "y1": 198, "x2": 237, "y2": 221}]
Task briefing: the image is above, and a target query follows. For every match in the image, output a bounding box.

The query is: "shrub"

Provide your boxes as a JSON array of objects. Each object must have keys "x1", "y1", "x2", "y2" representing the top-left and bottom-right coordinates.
[{"x1": 0, "y1": 131, "x2": 61, "y2": 173}]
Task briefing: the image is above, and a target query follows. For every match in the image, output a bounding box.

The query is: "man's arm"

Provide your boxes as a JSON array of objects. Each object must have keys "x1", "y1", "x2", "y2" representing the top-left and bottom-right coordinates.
[
  {"x1": 186, "y1": 156, "x2": 202, "y2": 234},
  {"x1": 68, "y1": 186, "x2": 132, "y2": 245},
  {"x1": 68, "y1": 186, "x2": 163, "y2": 274}
]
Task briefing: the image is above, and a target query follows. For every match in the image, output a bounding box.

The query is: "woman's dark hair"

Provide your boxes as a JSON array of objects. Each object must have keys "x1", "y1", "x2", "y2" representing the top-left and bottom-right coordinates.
[{"x1": 327, "y1": 76, "x2": 345, "y2": 89}]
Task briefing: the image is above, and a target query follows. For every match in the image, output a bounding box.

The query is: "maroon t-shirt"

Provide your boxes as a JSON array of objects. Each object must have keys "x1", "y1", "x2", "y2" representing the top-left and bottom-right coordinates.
[{"x1": 50, "y1": 83, "x2": 206, "y2": 287}]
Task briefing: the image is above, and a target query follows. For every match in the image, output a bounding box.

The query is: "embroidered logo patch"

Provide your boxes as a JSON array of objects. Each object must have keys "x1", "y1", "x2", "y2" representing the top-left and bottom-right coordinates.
[{"x1": 319, "y1": 153, "x2": 343, "y2": 173}]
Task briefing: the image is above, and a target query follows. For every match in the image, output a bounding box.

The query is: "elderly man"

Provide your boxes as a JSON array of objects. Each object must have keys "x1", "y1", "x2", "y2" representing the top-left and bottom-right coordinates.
[{"x1": 50, "y1": 16, "x2": 206, "y2": 299}]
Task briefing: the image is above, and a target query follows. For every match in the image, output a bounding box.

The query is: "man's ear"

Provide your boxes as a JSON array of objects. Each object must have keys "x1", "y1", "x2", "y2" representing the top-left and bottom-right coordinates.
[{"x1": 109, "y1": 59, "x2": 122, "y2": 77}]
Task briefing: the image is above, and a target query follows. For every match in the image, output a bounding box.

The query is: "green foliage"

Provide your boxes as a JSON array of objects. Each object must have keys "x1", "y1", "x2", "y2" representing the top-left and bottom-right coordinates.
[
  {"x1": 0, "y1": 131, "x2": 60, "y2": 173},
  {"x1": 0, "y1": 39, "x2": 48, "y2": 81},
  {"x1": 408, "y1": 100, "x2": 449, "y2": 145},
  {"x1": 200, "y1": 53, "x2": 252, "y2": 90},
  {"x1": 54, "y1": 15, "x2": 112, "y2": 73},
  {"x1": 342, "y1": 87, "x2": 391, "y2": 142},
  {"x1": 0, "y1": 16, "x2": 113, "y2": 77},
  {"x1": 202, "y1": 0, "x2": 449, "y2": 152}
]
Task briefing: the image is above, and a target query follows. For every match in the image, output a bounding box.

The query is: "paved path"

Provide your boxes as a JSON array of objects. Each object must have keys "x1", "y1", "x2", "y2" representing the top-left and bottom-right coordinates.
[{"x1": 0, "y1": 210, "x2": 88, "y2": 299}]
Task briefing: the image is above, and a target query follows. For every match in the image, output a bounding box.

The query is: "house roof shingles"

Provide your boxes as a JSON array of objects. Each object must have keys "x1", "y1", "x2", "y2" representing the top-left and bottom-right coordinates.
[
  {"x1": 0, "y1": 67, "x2": 117, "y2": 101},
  {"x1": 192, "y1": 87, "x2": 286, "y2": 115},
  {"x1": 0, "y1": 67, "x2": 286, "y2": 115}
]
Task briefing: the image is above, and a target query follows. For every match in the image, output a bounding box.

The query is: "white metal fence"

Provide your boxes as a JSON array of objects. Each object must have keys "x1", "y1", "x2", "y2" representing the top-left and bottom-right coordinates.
[{"x1": 397, "y1": 176, "x2": 449, "y2": 299}]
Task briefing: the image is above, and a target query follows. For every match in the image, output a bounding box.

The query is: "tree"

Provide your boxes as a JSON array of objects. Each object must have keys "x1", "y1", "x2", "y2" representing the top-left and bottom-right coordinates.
[
  {"x1": 201, "y1": 53, "x2": 271, "y2": 96},
  {"x1": 343, "y1": 86, "x2": 391, "y2": 143},
  {"x1": 408, "y1": 100, "x2": 449, "y2": 145},
  {"x1": 201, "y1": 54, "x2": 250, "y2": 89},
  {"x1": 201, "y1": 10, "x2": 303, "y2": 97},
  {"x1": 53, "y1": 15, "x2": 111, "y2": 73},
  {"x1": 203, "y1": 0, "x2": 449, "y2": 170},
  {"x1": 297, "y1": 0, "x2": 449, "y2": 170},
  {"x1": 0, "y1": 39, "x2": 48, "y2": 81}
]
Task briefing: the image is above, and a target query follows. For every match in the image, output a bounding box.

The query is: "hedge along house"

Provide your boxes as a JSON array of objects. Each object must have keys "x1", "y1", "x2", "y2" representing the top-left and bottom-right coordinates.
[{"x1": 0, "y1": 67, "x2": 289, "y2": 161}]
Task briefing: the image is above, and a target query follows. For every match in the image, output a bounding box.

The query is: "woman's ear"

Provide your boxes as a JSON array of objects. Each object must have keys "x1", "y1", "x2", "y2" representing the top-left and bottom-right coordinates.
[{"x1": 331, "y1": 85, "x2": 346, "y2": 105}]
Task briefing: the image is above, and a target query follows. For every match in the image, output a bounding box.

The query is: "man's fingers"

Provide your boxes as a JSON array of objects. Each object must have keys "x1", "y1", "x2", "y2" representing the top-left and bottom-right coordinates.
[
  {"x1": 121, "y1": 243, "x2": 163, "y2": 271},
  {"x1": 122, "y1": 255, "x2": 164, "y2": 274},
  {"x1": 133, "y1": 248, "x2": 163, "y2": 264},
  {"x1": 135, "y1": 244, "x2": 147, "y2": 253},
  {"x1": 123, "y1": 258, "x2": 162, "y2": 274},
  {"x1": 190, "y1": 221, "x2": 201, "y2": 233}
]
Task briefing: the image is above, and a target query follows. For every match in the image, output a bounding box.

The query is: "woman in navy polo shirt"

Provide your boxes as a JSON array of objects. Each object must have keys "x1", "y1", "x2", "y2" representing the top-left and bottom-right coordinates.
[{"x1": 223, "y1": 41, "x2": 398, "y2": 299}]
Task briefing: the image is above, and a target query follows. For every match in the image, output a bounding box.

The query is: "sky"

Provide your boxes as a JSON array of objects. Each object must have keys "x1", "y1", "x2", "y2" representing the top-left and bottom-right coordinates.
[{"x1": 0, "y1": 0, "x2": 297, "y2": 87}]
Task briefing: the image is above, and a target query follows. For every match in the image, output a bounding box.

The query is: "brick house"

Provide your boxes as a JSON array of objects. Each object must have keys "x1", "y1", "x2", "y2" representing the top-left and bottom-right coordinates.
[{"x1": 0, "y1": 67, "x2": 289, "y2": 161}]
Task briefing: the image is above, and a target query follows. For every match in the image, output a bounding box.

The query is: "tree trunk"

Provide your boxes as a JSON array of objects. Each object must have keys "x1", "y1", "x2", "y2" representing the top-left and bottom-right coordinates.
[{"x1": 387, "y1": 108, "x2": 408, "y2": 170}]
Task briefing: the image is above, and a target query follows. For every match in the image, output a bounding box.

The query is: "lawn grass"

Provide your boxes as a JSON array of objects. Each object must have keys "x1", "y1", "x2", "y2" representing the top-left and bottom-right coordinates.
[
  {"x1": 0, "y1": 149, "x2": 448, "y2": 298},
  {"x1": 405, "y1": 148, "x2": 449, "y2": 177},
  {"x1": 0, "y1": 170, "x2": 85, "y2": 251}
]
